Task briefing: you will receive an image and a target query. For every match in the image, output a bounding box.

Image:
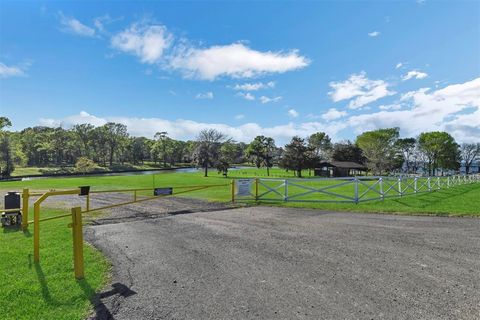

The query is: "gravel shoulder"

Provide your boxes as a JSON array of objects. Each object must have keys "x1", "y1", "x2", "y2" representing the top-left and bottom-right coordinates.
[{"x1": 85, "y1": 206, "x2": 480, "y2": 320}]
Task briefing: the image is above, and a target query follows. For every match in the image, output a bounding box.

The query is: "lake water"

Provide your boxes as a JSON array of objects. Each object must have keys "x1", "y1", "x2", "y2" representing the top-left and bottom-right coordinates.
[{"x1": 20, "y1": 166, "x2": 251, "y2": 181}]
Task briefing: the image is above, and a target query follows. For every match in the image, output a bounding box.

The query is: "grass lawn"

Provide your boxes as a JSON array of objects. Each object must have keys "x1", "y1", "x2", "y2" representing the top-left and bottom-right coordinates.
[
  {"x1": 0, "y1": 209, "x2": 110, "y2": 320},
  {"x1": 1, "y1": 167, "x2": 479, "y2": 216}
]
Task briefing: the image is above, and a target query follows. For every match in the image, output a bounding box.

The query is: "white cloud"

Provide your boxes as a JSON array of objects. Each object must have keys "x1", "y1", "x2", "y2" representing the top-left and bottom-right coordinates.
[
  {"x1": 287, "y1": 109, "x2": 299, "y2": 118},
  {"x1": 321, "y1": 108, "x2": 347, "y2": 121},
  {"x1": 169, "y1": 43, "x2": 309, "y2": 80},
  {"x1": 232, "y1": 81, "x2": 275, "y2": 91},
  {"x1": 345, "y1": 78, "x2": 480, "y2": 142},
  {"x1": 111, "y1": 23, "x2": 173, "y2": 64},
  {"x1": 37, "y1": 111, "x2": 344, "y2": 145},
  {"x1": 59, "y1": 12, "x2": 96, "y2": 37},
  {"x1": 395, "y1": 62, "x2": 403, "y2": 69},
  {"x1": 260, "y1": 95, "x2": 282, "y2": 104},
  {"x1": 378, "y1": 104, "x2": 402, "y2": 110},
  {"x1": 0, "y1": 62, "x2": 27, "y2": 78},
  {"x1": 236, "y1": 92, "x2": 255, "y2": 101},
  {"x1": 235, "y1": 114, "x2": 245, "y2": 120},
  {"x1": 402, "y1": 70, "x2": 428, "y2": 81},
  {"x1": 328, "y1": 72, "x2": 395, "y2": 109},
  {"x1": 368, "y1": 31, "x2": 380, "y2": 37},
  {"x1": 195, "y1": 91, "x2": 213, "y2": 99}
]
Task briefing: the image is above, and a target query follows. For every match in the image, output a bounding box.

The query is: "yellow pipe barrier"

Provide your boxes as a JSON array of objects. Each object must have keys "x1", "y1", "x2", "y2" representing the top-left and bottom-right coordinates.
[
  {"x1": 231, "y1": 179, "x2": 235, "y2": 203},
  {"x1": 22, "y1": 188, "x2": 29, "y2": 230},
  {"x1": 255, "y1": 178, "x2": 259, "y2": 201},
  {"x1": 69, "y1": 207, "x2": 84, "y2": 280},
  {"x1": 33, "y1": 189, "x2": 80, "y2": 263}
]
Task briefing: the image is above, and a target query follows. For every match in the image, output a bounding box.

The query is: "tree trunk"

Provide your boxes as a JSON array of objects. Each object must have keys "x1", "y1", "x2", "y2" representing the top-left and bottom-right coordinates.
[
  {"x1": 267, "y1": 166, "x2": 270, "y2": 176},
  {"x1": 204, "y1": 164, "x2": 208, "y2": 177},
  {"x1": 297, "y1": 169, "x2": 302, "y2": 178}
]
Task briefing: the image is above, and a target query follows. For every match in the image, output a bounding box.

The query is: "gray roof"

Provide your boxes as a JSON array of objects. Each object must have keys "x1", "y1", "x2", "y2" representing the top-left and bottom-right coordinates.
[{"x1": 317, "y1": 161, "x2": 366, "y2": 169}]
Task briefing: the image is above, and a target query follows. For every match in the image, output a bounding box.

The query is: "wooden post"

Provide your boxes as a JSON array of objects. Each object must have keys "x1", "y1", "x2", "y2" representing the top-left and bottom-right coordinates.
[
  {"x1": 231, "y1": 179, "x2": 235, "y2": 203},
  {"x1": 71, "y1": 207, "x2": 84, "y2": 280},
  {"x1": 22, "y1": 188, "x2": 29, "y2": 230},
  {"x1": 255, "y1": 178, "x2": 259, "y2": 201}
]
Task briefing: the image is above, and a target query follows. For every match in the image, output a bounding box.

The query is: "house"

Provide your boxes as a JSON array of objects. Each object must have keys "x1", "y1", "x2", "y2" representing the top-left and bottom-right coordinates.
[{"x1": 314, "y1": 161, "x2": 367, "y2": 177}]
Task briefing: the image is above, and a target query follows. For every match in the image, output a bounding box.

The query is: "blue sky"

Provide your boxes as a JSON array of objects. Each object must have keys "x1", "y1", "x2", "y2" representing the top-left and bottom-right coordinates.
[{"x1": 1, "y1": 0, "x2": 479, "y2": 144}]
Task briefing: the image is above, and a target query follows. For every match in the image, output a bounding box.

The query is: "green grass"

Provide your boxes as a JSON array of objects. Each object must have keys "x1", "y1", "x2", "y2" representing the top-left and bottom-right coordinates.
[
  {"x1": 2, "y1": 168, "x2": 479, "y2": 216},
  {"x1": 0, "y1": 209, "x2": 110, "y2": 320}
]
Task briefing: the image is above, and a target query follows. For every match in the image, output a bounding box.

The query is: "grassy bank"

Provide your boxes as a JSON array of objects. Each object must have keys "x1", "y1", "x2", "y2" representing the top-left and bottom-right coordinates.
[
  {"x1": 0, "y1": 209, "x2": 110, "y2": 320},
  {"x1": 1, "y1": 168, "x2": 479, "y2": 216}
]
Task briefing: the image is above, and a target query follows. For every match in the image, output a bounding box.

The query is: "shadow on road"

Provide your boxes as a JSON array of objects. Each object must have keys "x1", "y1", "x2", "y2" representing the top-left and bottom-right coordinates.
[{"x1": 78, "y1": 281, "x2": 137, "y2": 320}]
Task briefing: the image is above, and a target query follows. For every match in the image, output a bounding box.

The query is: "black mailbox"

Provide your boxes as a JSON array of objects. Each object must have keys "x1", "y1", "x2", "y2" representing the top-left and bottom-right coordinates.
[
  {"x1": 79, "y1": 186, "x2": 90, "y2": 196},
  {"x1": 2, "y1": 192, "x2": 21, "y2": 227},
  {"x1": 5, "y1": 192, "x2": 20, "y2": 212}
]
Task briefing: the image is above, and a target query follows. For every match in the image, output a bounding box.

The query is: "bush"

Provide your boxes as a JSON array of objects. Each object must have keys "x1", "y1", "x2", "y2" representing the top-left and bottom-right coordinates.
[{"x1": 75, "y1": 157, "x2": 97, "y2": 174}]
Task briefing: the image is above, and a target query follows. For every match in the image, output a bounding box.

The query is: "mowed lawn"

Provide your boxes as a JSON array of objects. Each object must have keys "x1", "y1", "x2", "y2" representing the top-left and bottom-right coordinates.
[
  {"x1": 0, "y1": 209, "x2": 110, "y2": 320},
  {"x1": 1, "y1": 168, "x2": 479, "y2": 216}
]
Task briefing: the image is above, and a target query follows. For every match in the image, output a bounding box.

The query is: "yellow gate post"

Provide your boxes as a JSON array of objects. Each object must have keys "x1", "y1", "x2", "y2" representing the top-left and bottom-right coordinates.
[
  {"x1": 33, "y1": 202, "x2": 40, "y2": 262},
  {"x1": 231, "y1": 179, "x2": 235, "y2": 203},
  {"x1": 255, "y1": 178, "x2": 259, "y2": 201},
  {"x1": 70, "y1": 207, "x2": 85, "y2": 280},
  {"x1": 22, "y1": 188, "x2": 29, "y2": 230},
  {"x1": 86, "y1": 194, "x2": 90, "y2": 211}
]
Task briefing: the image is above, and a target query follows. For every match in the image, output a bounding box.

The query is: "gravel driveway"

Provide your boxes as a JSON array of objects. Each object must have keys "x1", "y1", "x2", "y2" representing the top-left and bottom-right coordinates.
[{"x1": 84, "y1": 206, "x2": 480, "y2": 320}]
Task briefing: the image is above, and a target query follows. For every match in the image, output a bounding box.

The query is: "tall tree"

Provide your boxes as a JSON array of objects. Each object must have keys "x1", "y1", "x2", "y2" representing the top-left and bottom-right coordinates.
[
  {"x1": 356, "y1": 128, "x2": 400, "y2": 175},
  {"x1": 154, "y1": 131, "x2": 170, "y2": 168},
  {"x1": 0, "y1": 117, "x2": 14, "y2": 178},
  {"x1": 417, "y1": 131, "x2": 460, "y2": 175},
  {"x1": 331, "y1": 141, "x2": 365, "y2": 164},
  {"x1": 72, "y1": 123, "x2": 94, "y2": 158},
  {"x1": 308, "y1": 132, "x2": 332, "y2": 161},
  {"x1": 216, "y1": 141, "x2": 238, "y2": 177},
  {"x1": 103, "y1": 123, "x2": 128, "y2": 166},
  {"x1": 395, "y1": 138, "x2": 417, "y2": 173},
  {"x1": 278, "y1": 136, "x2": 313, "y2": 178},
  {"x1": 460, "y1": 143, "x2": 480, "y2": 174},
  {"x1": 245, "y1": 135, "x2": 276, "y2": 176},
  {"x1": 193, "y1": 129, "x2": 227, "y2": 177}
]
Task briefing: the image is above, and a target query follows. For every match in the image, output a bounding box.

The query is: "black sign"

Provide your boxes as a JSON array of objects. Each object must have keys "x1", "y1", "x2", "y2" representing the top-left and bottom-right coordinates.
[{"x1": 154, "y1": 187, "x2": 173, "y2": 196}]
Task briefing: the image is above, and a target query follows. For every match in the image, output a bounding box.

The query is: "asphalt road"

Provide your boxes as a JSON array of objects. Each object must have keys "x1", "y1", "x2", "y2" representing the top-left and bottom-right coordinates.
[{"x1": 85, "y1": 207, "x2": 480, "y2": 320}]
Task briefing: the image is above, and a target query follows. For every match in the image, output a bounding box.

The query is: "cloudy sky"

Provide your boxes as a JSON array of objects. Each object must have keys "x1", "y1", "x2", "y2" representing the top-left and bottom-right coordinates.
[{"x1": 0, "y1": 1, "x2": 479, "y2": 144}]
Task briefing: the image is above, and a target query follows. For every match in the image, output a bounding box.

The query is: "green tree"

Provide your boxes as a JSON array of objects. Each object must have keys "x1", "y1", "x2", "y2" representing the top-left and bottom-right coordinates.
[
  {"x1": 356, "y1": 128, "x2": 400, "y2": 175},
  {"x1": 154, "y1": 131, "x2": 171, "y2": 167},
  {"x1": 245, "y1": 135, "x2": 276, "y2": 176},
  {"x1": 217, "y1": 141, "x2": 238, "y2": 177},
  {"x1": 417, "y1": 131, "x2": 460, "y2": 175},
  {"x1": 103, "y1": 123, "x2": 128, "y2": 166},
  {"x1": 0, "y1": 117, "x2": 14, "y2": 178},
  {"x1": 331, "y1": 141, "x2": 365, "y2": 164},
  {"x1": 278, "y1": 136, "x2": 313, "y2": 178},
  {"x1": 308, "y1": 132, "x2": 332, "y2": 161}
]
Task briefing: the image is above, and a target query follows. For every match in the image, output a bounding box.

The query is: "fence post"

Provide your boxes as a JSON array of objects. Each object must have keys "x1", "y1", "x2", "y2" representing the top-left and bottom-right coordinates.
[
  {"x1": 379, "y1": 178, "x2": 384, "y2": 200},
  {"x1": 437, "y1": 177, "x2": 440, "y2": 190},
  {"x1": 231, "y1": 179, "x2": 235, "y2": 203},
  {"x1": 427, "y1": 177, "x2": 431, "y2": 192},
  {"x1": 22, "y1": 188, "x2": 29, "y2": 230},
  {"x1": 70, "y1": 207, "x2": 85, "y2": 280},
  {"x1": 414, "y1": 177, "x2": 418, "y2": 193},
  {"x1": 284, "y1": 179, "x2": 288, "y2": 201},
  {"x1": 354, "y1": 178, "x2": 359, "y2": 204},
  {"x1": 398, "y1": 177, "x2": 402, "y2": 196},
  {"x1": 34, "y1": 202, "x2": 40, "y2": 263},
  {"x1": 255, "y1": 178, "x2": 259, "y2": 201},
  {"x1": 133, "y1": 190, "x2": 137, "y2": 202},
  {"x1": 86, "y1": 193, "x2": 90, "y2": 211},
  {"x1": 447, "y1": 176, "x2": 450, "y2": 188}
]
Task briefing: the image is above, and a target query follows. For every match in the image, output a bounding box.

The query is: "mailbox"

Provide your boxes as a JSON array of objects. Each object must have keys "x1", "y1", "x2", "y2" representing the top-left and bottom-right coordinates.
[{"x1": 1, "y1": 192, "x2": 21, "y2": 227}]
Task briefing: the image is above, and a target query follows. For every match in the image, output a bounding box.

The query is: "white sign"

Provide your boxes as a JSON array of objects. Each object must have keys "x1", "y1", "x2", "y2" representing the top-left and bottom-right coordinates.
[{"x1": 236, "y1": 179, "x2": 253, "y2": 197}]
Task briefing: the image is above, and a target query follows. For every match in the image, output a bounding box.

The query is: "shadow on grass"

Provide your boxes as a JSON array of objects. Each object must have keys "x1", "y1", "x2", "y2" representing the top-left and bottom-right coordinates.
[{"x1": 78, "y1": 280, "x2": 136, "y2": 319}]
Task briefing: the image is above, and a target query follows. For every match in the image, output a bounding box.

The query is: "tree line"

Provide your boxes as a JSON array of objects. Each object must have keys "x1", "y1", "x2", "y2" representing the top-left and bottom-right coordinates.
[{"x1": 0, "y1": 116, "x2": 479, "y2": 178}]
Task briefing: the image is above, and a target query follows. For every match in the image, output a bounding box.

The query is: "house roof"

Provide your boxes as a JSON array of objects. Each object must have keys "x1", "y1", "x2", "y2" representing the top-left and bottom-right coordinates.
[{"x1": 317, "y1": 161, "x2": 366, "y2": 169}]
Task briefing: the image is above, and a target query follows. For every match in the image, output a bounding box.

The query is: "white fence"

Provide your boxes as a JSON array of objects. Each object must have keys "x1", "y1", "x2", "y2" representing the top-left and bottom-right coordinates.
[{"x1": 234, "y1": 174, "x2": 480, "y2": 204}]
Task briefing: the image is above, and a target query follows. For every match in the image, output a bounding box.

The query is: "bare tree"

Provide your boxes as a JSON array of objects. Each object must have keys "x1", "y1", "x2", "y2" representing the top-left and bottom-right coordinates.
[
  {"x1": 193, "y1": 129, "x2": 227, "y2": 177},
  {"x1": 460, "y1": 143, "x2": 480, "y2": 174}
]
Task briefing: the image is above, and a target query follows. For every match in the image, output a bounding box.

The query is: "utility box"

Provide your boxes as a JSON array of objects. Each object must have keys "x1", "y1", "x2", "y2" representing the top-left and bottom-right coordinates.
[{"x1": 1, "y1": 192, "x2": 21, "y2": 227}]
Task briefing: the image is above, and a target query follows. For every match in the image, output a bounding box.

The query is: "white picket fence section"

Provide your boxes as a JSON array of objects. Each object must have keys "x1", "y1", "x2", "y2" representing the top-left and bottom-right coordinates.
[{"x1": 238, "y1": 174, "x2": 480, "y2": 204}]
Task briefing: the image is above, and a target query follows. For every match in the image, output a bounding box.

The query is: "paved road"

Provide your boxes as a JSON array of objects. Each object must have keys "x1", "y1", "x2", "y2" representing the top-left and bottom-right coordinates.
[{"x1": 85, "y1": 207, "x2": 480, "y2": 320}]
